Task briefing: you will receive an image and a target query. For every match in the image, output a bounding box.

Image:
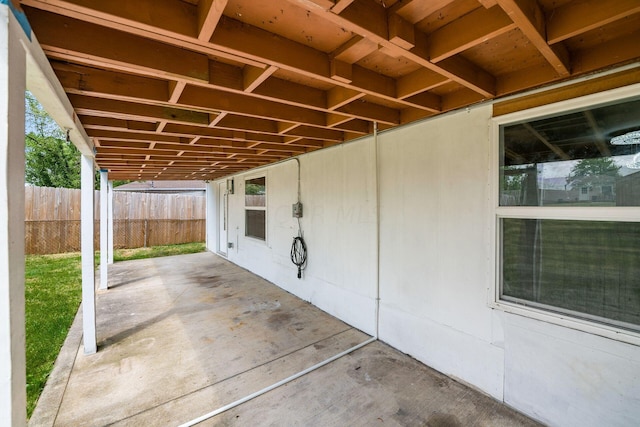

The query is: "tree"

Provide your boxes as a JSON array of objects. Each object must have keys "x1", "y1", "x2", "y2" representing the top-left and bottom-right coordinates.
[
  {"x1": 24, "y1": 92, "x2": 130, "y2": 189},
  {"x1": 566, "y1": 157, "x2": 621, "y2": 191},
  {"x1": 25, "y1": 91, "x2": 81, "y2": 188}
]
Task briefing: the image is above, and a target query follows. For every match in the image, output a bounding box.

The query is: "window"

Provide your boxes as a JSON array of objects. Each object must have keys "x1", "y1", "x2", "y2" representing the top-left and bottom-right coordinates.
[
  {"x1": 496, "y1": 94, "x2": 640, "y2": 337},
  {"x1": 245, "y1": 176, "x2": 266, "y2": 240}
]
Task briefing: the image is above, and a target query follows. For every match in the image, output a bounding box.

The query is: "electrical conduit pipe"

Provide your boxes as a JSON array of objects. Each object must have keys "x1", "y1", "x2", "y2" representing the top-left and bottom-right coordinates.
[{"x1": 178, "y1": 123, "x2": 382, "y2": 427}]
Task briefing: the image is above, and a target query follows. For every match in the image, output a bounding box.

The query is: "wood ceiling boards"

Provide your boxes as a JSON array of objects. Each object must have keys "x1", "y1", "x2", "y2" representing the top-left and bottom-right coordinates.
[{"x1": 18, "y1": 0, "x2": 640, "y2": 180}]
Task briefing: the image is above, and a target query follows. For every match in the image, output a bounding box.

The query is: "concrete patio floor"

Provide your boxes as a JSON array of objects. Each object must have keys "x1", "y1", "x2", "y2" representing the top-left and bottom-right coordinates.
[{"x1": 29, "y1": 252, "x2": 541, "y2": 426}]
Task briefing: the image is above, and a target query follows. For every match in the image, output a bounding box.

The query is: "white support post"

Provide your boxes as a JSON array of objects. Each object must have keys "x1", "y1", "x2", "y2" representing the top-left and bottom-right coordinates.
[
  {"x1": 81, "y1": 155, "x2": 97, "y2": 354},
  {"x1": 99, "y1": 170, "x2": 108, "y2": 290},
  {"x1": 107, "y1": 180, "x2": 113, "y2": 264},
  {"x1": 0, "y1": 5, "x2": 26, "y2": 425},
  {"x1": 205, "y1": 181, "x2": 217, "y2": 252}
]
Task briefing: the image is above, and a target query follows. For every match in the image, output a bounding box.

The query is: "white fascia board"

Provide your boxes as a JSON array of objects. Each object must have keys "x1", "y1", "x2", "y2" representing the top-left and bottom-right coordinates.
[{"x1": 21, "y1": 31, "x2": 94, "y2": 157}]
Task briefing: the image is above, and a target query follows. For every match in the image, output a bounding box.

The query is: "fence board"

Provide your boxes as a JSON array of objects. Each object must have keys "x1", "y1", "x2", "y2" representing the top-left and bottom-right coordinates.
[{"x1": 25, "y1": 186, "x2": 206, "y2": 254}]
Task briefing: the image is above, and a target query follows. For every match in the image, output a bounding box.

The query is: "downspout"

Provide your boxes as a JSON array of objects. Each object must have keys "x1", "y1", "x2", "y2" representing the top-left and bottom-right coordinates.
[{"x1": 178, "y1": 128, "x2": 383, "y2": 426}]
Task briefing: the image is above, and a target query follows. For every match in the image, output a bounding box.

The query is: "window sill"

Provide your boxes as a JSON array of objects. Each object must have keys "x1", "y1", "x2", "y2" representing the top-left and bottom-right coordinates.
[{"x1": 489, "y1": 299, "x2": 640, "y2": 347}]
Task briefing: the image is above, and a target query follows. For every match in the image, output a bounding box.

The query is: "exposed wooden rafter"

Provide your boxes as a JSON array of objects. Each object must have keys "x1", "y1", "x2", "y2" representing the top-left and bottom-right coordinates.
[{"x1": 17, "y1": 0, "x2": 640, "y2": 180}]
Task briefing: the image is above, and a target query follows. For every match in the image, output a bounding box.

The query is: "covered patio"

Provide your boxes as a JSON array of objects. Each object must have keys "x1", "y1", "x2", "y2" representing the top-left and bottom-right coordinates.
[
  {"x1": 2, "y1": 1, "x2": 640, "y2": 426},
  {"x1": 30, "y1": 252, "x2": 539, "y2": 426}
]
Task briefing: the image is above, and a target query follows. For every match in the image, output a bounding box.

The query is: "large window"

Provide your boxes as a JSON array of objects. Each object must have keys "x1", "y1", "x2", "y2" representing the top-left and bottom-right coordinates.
[
  {"x1": 496, "y1": 94, "x2": 640, "y2": 336},
  {"x1": 245, "y1": 176, "x2": 266, "y2": 240}
]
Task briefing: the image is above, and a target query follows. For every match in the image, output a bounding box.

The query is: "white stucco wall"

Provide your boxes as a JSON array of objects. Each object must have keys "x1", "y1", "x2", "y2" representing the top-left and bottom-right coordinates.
[
  {"x1": 214, "y1": 101, "x2": 640, "y2": 427},
  {"x1": 223, "y1": 140, "x2": 378, "y2": 335},
  {"x1": 377, "y1": 106, "x2": 505, "y2": 399}
]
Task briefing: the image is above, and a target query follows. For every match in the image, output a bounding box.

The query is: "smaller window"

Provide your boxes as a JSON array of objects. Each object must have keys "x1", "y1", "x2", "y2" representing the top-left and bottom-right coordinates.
[{"x1": 245, "y1": 177, "x2": 266, "y2": 240}]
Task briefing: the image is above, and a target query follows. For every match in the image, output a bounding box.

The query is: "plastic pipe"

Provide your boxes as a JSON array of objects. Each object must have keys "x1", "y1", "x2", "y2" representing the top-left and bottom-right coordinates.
[
  {"x1": 179, "y1": 133, "x2": 385, "y2": 426},
  {"x1": 373, "y1": 121, "x2": 381, "y2": 340},
  {"x1": 177, "y1": 336, "x2": 377, "y2": 427}
]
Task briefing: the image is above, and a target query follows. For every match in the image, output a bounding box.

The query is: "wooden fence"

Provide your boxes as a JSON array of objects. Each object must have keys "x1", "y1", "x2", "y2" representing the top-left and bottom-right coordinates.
[{"x1": 25, "y1": 186, "x2": 206, "y2": 254}]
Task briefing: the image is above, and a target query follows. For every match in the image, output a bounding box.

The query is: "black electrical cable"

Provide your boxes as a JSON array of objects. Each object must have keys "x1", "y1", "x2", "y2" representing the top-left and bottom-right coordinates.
[
  {"x1": 289, "y1": 158, "x2": 307, "y2": 279},
  {"x1": 290, "y1": 231, "x2": 307, "y2": 279}
]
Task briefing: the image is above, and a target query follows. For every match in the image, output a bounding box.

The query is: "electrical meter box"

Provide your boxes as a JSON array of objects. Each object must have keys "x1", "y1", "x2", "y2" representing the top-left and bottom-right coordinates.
[{"x1": 292, "y1": 202, "x2": 303, "y2": 218}]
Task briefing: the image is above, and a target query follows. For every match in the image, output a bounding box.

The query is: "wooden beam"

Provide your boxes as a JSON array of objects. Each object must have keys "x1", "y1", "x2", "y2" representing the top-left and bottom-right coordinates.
[
  {"x1": 327, "y1": 113, "x2": 353, "y2": 127},
  {"x1": 80, "y1": 116, "x2": 156, "y2": 132},
  {"x1": 330, "y1": 59, "x2": 353, "y2": 83},
  {"x1": 24, "y1": 2, "x2": 442, "y2": 112},
  {"x1": 243, "y1": 65, "x2": 278, "y2": 92},
  {"x1": 327, "y1": 87, "x2": 365, "y2": 110},
  {"x1": 547, "y1": 0, "x2": 640, "y2": 45},
  {"x1": 396, "y1": 68, "x2": 448, "y2": 99},
  {"x1": 401, "y1": 107, "x2": 435, "y2": 124},
  {"x1": 52, "y1": 61, "x2": 169, "y2": 103},
  {"x1": 178, "y1": 85, "x2": 327, "y2": 127},
  {"x1": 278, "y1": 122, "x2": 300, "y2": 134},
  {"x1": 332, "y1": 118, "x2": 371, "y2": 134},
  {"x1": 572, "y1": 30, "x2": 640, "y2": 76},
  {"x1": 390, "y1": 0, "x2": 456, "y2": 24},
  {"x1": 54, "y1": 34, "x2": 398, "y2": 124},
  {"x1": 388, "y1": 13, "x2": 415, "y2": 50},
  {"x1": 436, "y1": 56, "x2": 496, "y2": 98},
  {"x1": 330, "y1": 0, "x2": 355, "y2": 14},
  {"x1": 337, "y1": 101, "x2": 400, "y2": 125},
  {"x1": 289, "y1": 0, "x2": 496, "y2": 96},
  {"x1": 197, "y1": 0, "x2": 228, "y2": 42},
  {"x1": 70, "y1": 94, "x2": 211, "y2": 125},
  {"x1": 523, "y1": 123, "x2": 571, "y2": 160},
  {"x1": 497, "y1": 62, "x2": 560, "y2": 96},
  {"x1": 58, "y1": 60, "x2": 377, "y2": 132},
  {"x1": 155, "y1": 121, "x2": 168, "y2": 134},
  {"x1": 331, "y1": 36, "x2": 378, "y2": 64},
  {"x1": 87, "y1": 129, "x2": 184, "y2": 143},
  {"x1": 496, "y1": 0, "x2": 570, "y2": 76},
  {"x1": 494, "y1": 67, "x2": 640, "y2": 116},
  {"x1": 583, "y1": 111, "x2": 612, "y2": 157},
  {"x1": 428, "y1": 6, "x2": 516, "y2": 63},
  {"x1": 252, "y1": 77, "x2": 327, "y2": 111},
  {"x1": 281, "y1": 125, "x2": 344, "y2": 141},
  {"x1": 29, "y1": 8, "x2": 210, "y2": 83},
  {"x1": 208, "y1": 111, "x2": 227, "y2": 128},
  {"x1": 478, "y1": 0, "x2": 498, "y2": 8},
  {"x1": 168, "y1": 81, "x2": 187, "y2": 104},
  {"x1": 402, "y1": 92, "x2": 441, "y2": 113},
  {"x1": 208, "y1": 60, "x2": 243, "y2": 90}
]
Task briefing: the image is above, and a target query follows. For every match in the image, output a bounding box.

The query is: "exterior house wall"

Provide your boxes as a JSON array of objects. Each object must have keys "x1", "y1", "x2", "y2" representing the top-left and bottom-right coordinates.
[
  {"x1": 215, "y1": 102, "x2": 640, "y2": 427},
  {"x1": 224, "y1": 140, "x2": 378, "y2": 335}
]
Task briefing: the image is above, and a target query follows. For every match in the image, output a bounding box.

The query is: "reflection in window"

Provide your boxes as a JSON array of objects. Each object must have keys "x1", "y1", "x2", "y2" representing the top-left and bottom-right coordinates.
[
  {"x1": 498, "y1": 95, "x2": 640, "y2": 335},
  {"x1": 500, "y1": 98, "x2": 640, "y2": 206},
  {"x1": 245, "y1": 177, "x2": 266, "y2": 240}
]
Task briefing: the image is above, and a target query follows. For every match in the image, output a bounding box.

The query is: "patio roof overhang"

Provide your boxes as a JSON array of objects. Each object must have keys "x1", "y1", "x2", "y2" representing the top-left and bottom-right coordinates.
[{"x1": 18, "y1": 0, "x2": 640, "y2": 181}]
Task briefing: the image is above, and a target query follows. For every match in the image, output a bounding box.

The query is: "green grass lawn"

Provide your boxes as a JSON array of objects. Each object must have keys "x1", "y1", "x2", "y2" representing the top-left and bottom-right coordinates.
[
  {"x1": 25, "y1": 242, "x2": 205, "y2": 418},
  {"x1": 25, "y1": 252, "x2": 83, "y2": 417}
]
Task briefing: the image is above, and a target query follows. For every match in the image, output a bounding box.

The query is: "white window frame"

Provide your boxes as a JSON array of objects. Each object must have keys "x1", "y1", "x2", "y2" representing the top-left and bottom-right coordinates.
[
  {"x1": 489, "y1": 83, "x2": 640, "y2": 346},
  {"x1": 244, "y1": 174, "x2": 267, "y2": 242}
]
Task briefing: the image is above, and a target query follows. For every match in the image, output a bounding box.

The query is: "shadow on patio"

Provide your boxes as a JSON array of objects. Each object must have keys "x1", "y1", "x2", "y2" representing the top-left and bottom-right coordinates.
[{"x1": 30, "y1": 252, "x2": 540, "y2": 426}]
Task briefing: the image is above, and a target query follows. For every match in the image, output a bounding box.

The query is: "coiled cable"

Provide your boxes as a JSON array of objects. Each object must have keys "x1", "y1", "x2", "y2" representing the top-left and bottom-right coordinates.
[{"x1": 290, "y1": 228, "x2": 307, "y2": 279}]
